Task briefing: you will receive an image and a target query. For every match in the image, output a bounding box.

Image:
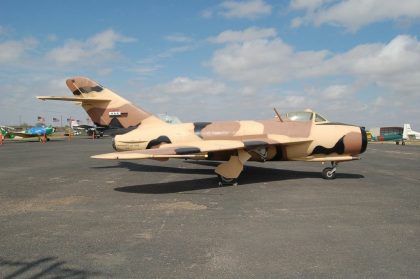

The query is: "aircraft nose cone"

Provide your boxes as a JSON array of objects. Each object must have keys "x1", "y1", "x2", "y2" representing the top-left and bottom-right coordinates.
[{"x1": 360, "y1": 127, "x2": 368, "y2": 154}]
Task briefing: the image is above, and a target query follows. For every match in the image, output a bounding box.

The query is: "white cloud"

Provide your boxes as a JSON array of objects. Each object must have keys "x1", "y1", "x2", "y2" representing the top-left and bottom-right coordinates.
[
  {"x1": 164, "y1": 34, "x2": 193, "y2": 43},
  {"x1": 0, "y1": 25, "x2": 9, "y2": 36},
  {"x1": 290, "y1": 0, "x2": 420, "y2": 31},
  {"x1": 320, "y1": 84, "x2": 354, "y2": 100},
  {"x1": 207, "y1": 30, "x2": 420, "y2": 127},
  {"x1": 283, "y1": 95, "x2": 307, "y2": 107},
  {"x1": 290, "y1": 0, "x2": 332, "y2": 10},
  {"x1": 130, "y1": 64, "x2": 163, "y2": 75},
  {"x1": 208, "y1": 27, "x2": 276, "y2": 44},
  {"x1": 201, "y1": 9, "x2": 214, "y2": 18},
  {"x1": 211, "y1": 37, "x2": 329, "y2": 84},
  {"x1": 154, "y1": 77, "x2": 227, "y2": 95},
  {"x1": 46, "y1": 29, "x2": 136, "y2": 65},
  {"x1": 89, "y1": 29, "x2": 135, "y2": 50},
  {"x1": 0, "y1": 37, "x2": 38, "y2": 63},
  {"x1": 219, "y1": 0, "x2": 272, "y2": 19},
  {"x1": 326, "y1": 35, "x2": 420, "y2": 94},
  {"x1": 47, "y1": 34, "x2": 58, "y2": 42},
  {"x1": 210, "y1": 29, "x2": 420, "y2": 97}
]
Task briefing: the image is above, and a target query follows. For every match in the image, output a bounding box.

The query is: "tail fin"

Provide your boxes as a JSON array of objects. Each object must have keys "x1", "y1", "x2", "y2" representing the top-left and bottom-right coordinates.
[
  {"x1": 404, "y1": 124, "x2": 412, "y2": 133},
  {"x1": 403, "y1": 124, "x2": 410, "y2": 140},
  {"x1": 38, "y1": 77, "x2": 165, "y2": 128}
]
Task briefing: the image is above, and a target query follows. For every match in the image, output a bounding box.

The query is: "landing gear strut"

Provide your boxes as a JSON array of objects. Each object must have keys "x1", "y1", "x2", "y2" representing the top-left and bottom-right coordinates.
[
  {"x1": 322, "y1": 162, "x2": 337, "y2": 180},
  {"x1": 215, "y1": 150, "x2": 251, "y2": 186}
]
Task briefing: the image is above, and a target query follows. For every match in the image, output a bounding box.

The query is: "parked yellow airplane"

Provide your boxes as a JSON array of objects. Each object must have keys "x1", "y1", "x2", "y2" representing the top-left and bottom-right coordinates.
[{"x1": 38, "y1": 77, "x2": 367, "y2": 185}]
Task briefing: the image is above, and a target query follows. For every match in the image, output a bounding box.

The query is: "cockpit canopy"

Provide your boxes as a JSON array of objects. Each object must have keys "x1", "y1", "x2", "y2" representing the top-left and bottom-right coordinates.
[{"x1": 280, "y1": 110, "x2": 328, "y2": 123}]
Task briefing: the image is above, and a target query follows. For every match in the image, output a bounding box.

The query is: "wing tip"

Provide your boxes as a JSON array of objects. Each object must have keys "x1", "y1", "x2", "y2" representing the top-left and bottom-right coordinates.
[{"x1": 91, "y1": 154, "x2": 118, "y2": 160}]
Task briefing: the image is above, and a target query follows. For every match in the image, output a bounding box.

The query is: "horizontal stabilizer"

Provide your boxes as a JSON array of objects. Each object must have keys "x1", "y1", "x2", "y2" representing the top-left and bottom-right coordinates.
[{"x1": 37, "y1": 96, "x2": 111, "y2": 103}]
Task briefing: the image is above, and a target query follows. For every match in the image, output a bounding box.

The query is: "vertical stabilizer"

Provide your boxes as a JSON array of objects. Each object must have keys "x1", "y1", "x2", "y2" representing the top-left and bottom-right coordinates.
[
  {"x1": 403, "y1": 123, "x2": 420, "y2": 140},
  {"x1": 38, "y1": 77, "x2": 165, "y2": 129}
]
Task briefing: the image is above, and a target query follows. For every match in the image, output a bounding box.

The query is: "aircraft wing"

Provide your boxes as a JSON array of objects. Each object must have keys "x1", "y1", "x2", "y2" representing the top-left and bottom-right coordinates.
[
  {"x1": 37, "y1": 96, "x2": 111, "y2": 103},
  {"x1": 92, "y1": 137, "x2": 312, "y2": 160},
  {"x1": 10, "y1": 132, "x2": 37, "y2": 138}
]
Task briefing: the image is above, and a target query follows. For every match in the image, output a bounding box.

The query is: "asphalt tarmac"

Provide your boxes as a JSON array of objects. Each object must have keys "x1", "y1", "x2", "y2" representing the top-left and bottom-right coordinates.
[{"x1": 0, "y1": 138, "x2": 419, "y2": 278}]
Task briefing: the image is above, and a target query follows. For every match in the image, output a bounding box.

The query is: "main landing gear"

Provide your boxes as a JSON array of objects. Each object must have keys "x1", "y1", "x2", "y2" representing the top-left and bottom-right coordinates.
[
  {"x1": 322, "y1": 162, "x2": 337, "y2": 180},
  {"x1": 215, "y1": 150, "x2": 251, "y2": 186},
  {"x1": 217, "y1": 175, "x2": 238, "y2": 186}
]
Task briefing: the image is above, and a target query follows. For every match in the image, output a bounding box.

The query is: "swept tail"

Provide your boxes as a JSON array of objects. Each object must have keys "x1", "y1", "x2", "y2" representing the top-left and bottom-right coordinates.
[{"x1": 37, "y1": 76, "x2": 164, "y2": 129}]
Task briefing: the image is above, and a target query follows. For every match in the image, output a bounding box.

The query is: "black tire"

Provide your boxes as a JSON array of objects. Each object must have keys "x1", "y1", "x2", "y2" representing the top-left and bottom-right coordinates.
[
  {"x1": 322, "y1": 167, "x2": 336, "y2": 180},
  {"x1": 217, "y1": 175, "x2": 238, "y2": 186}
]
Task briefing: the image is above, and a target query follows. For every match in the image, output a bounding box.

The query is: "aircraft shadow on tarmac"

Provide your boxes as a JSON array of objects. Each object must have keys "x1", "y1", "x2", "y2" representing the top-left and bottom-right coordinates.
[
  {"x1": 0, "y1": 256, "x2": 102, "y2": 279},
  {"x1": 94, "y1": 161, "x2": 215, "y2": 175},
  {"x1": 109, "y1": 161, "x2": 364, "y2": 194}
]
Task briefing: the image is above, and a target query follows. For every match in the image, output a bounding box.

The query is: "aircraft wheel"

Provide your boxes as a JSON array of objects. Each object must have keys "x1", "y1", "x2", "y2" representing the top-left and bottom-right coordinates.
[
  {"x1": 217, "y1": 175, "x2": 238, "y2": 186},
  {"x1": 322, "y1": 167, "x2": 336, "y2": 180}
]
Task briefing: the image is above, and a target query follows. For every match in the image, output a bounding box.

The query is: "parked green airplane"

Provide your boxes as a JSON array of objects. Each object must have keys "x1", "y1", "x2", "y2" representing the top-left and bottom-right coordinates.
[
  {"x1": 374, "y1": 133, "x2": 404, "y2": 143},
  {"x1": 1, "y1": 124, "x2": 54, "y2": 141},
  {"x1": 370, "y1": 127, "x2": 405, "y2": 145},
  {"x1": 10, "y1": 124, "x2": 55, "y2": 141},
  {"x1": 0, "y1": 126, "x2": 15, "y2": 139}
]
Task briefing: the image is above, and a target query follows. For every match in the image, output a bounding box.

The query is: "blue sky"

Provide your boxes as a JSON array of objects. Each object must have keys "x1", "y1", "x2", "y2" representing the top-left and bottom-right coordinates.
[{"x1": 1, "y1": 0, "x2": 420, "y2": 129}]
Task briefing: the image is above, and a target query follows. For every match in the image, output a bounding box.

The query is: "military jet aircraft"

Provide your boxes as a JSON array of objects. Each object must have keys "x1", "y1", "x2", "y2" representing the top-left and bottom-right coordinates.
[
  {"x1": 37, "y1": 77, "x2": 367, "y2": 185},
  {"x1": 55, "y1": 78, "x2": 365, "y2": 185}
]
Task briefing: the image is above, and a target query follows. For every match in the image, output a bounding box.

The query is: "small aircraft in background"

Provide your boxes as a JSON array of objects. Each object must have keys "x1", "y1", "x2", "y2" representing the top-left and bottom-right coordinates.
[
  {"x1": 369, "y1": 126, "x2": 405, "y2": 145},
  {"x1": 1, "y1": 126, "x2": 15, "y2": 139},
  {"x1": 69, "y1": 119, "x2": 104, "y2": 138},
  {"x1": 75, "y1": 125, "x2": 105, "y2": 138},
  {"x1": 403, "y1": 124, "x2": 420, "y2": 140},
  {"x1": 9, "y1": 124, "x2": 55, "y2": 142}
]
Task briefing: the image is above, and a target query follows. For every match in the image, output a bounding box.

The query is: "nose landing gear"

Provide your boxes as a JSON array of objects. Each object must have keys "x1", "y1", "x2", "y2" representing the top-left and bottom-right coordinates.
[{"x1": 322, "y1": 162, "x2": 337, "y2": 180}]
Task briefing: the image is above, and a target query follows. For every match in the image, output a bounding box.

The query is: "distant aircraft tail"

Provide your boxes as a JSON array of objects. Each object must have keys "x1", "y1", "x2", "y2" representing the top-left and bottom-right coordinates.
[
  {"x1": 403, "y1": 123, "x2": 420, "y2": 140},
  {"x1": 37, "y1": 77, "x2": 165, "y2": 129},
  {"x1": 403, "y1": 124, "x2": 410, "y2": 140}
]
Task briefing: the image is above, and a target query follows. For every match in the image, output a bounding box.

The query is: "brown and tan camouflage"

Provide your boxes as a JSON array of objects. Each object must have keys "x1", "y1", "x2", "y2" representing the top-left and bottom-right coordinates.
[
  {"x1": 110, "y1": 115, "x2": 366, "y2": 161},
  {"x1": 37, "y1": 76, "x2": 367, "y2": 183},
  {"x1": 99, "y1": 114, "x2": 367, "y2": 182},
  {"x1": 38, "y1": 77, "x2": 164, "y2": 129}
]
